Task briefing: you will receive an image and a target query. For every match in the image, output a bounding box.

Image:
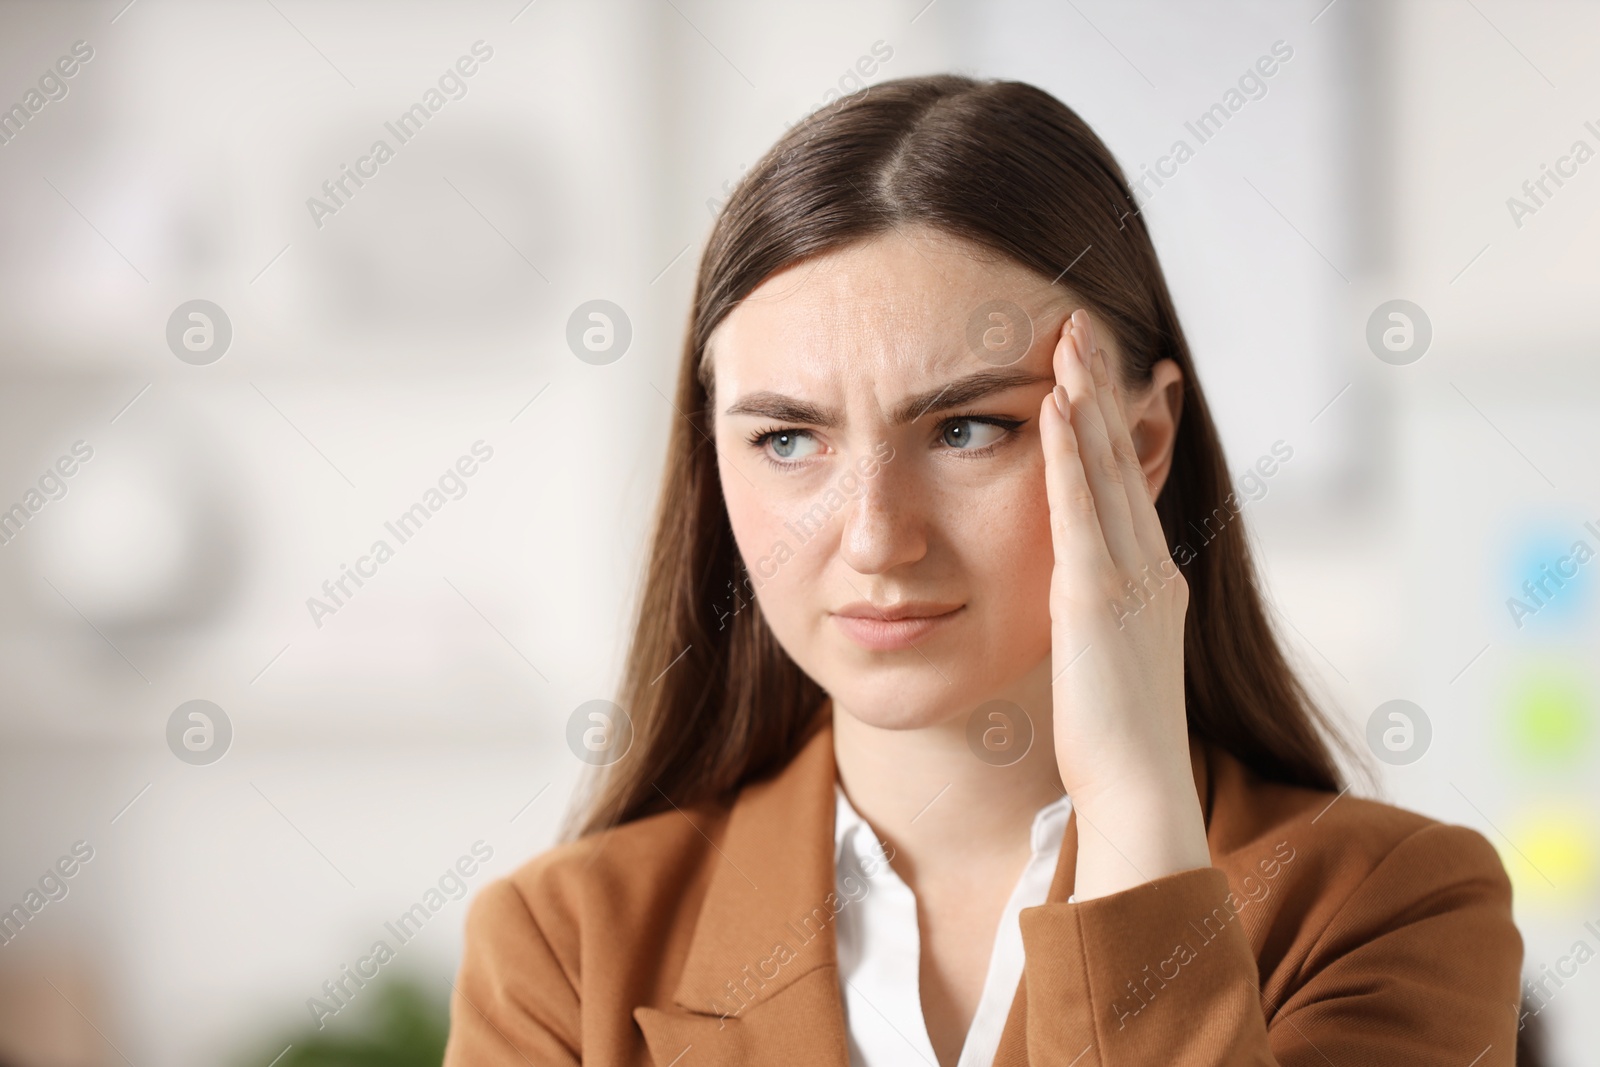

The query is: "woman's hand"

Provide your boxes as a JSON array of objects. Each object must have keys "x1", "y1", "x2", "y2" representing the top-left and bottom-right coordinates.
[{"x1": 1038, "y1": 309, "x2": 1211, "y2": 901}]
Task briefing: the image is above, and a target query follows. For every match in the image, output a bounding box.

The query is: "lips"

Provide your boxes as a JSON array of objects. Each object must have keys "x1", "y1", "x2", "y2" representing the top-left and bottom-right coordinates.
[{"x1": 831, "y1": 601, "x2": 964, "y2": 651}]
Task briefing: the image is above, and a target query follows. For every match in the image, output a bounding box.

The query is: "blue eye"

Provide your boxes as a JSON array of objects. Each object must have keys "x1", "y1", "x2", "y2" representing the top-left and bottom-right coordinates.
[
  {"x1": 744, "y1": 414, "x2": 1023, "y2": 470},
  {"x1": 751, "y1": 429, "x2": 821, "y2": 463},
  {"x1": 941, "y1": 418, "x2": 1009, "y2": 450}
]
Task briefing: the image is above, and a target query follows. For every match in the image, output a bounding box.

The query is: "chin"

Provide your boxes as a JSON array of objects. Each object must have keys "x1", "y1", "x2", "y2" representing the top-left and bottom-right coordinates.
[{"x1": 818, "y1": 666, "x2": 982, "y2": 733}]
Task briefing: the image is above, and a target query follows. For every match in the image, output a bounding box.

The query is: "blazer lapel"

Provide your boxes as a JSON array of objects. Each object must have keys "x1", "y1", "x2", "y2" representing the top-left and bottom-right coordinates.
[
  {"x1": 991, "y1": 738, "x2": 1213, "y2": 1066},
  {"x1": 635, "y1": 967, "x2": 850, "y2": 1066},
  {"x1": 634, "y1": 712, "x2": 851, "y2": 1067},
  {"x1": 634, "y1": 712, "x2": 1216, "y2": 1067}
]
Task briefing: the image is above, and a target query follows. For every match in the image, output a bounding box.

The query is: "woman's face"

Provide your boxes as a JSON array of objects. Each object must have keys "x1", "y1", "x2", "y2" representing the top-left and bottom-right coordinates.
[{"x1": 708, "y1": 224, "x2": 1117, "y2": 732}]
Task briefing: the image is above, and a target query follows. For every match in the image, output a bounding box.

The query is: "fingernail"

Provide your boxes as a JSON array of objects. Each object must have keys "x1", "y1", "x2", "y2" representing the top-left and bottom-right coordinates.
[
  {"x1": 1072, "y1": 311, "x2": 1091, "y2": 367},
  {"x1": 1053, "y1": 384, "x2": 1069, "y2": 418}
]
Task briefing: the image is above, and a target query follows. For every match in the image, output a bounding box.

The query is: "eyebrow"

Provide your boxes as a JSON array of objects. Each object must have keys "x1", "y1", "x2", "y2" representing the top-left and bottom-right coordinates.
[{"x1": 721, "y1": 368, "x2": 1054, "y2": 428}]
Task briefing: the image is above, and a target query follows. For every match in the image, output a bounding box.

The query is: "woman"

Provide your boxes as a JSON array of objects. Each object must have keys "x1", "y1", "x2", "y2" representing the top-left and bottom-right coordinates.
[{"x1": 443, "y1": 74, "x2": 1524, "y2": 1066}]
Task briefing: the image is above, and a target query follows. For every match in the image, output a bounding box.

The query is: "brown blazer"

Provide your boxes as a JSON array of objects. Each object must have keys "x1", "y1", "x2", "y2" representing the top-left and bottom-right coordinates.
[{"x1": 443, "y1": 710, "x2": 1523, "y2": 1065}]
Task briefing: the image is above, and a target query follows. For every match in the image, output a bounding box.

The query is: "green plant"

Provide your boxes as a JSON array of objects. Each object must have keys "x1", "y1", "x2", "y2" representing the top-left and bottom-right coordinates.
[{"x1": 244, "y1": 974, "x2": 450, "y2": 1067}]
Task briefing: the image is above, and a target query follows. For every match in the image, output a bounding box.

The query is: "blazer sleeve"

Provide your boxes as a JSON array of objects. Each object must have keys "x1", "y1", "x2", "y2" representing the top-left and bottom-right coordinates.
[
  {"x1": 1016, "y1": 822, "x2": 1523, "y2": 1065},
  {"x1": 442, "y1": 875, "x2": 582, "y2": 1067}
]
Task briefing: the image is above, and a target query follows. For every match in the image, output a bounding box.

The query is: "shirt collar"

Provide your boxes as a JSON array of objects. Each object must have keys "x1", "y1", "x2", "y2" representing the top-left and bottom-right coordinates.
[
  {"x1": 833, "y1": 782, "x2": 872, "y2": 866},
  {"x1": 1030, "y1": 790, "x2": 1073, "y2": 855},
  {"x1": 834, "y1": 782, "x2": 1073, "y2": 866}
]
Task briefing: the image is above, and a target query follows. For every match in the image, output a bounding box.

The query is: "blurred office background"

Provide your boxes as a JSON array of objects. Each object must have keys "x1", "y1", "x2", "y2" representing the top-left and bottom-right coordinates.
[{"x1": 0, "y1": 0, "x2": 1595, "y2": 1063}]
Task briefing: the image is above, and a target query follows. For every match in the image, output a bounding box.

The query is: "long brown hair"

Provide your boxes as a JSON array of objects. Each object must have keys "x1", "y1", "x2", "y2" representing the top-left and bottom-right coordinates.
[{"x1": 566, "y1": 73, "x2": 1352, "y2": 839}]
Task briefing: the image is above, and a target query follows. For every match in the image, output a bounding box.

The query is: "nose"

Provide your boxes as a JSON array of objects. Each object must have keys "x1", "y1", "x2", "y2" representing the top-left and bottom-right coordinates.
[{"x1": 835, "y1": 454, "x2": 928, "y2": 575}]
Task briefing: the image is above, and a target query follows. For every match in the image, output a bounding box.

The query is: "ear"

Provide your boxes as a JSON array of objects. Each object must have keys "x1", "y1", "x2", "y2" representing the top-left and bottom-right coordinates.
[{"x1": 1122, "y1": 359, "x2": 1184, "y2": 500}]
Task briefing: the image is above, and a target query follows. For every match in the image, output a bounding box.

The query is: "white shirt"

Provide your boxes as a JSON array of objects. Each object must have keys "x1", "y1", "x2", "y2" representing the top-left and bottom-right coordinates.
[{"x1": 832, "y1": 784, "x2": 1074, "y2": 1067}]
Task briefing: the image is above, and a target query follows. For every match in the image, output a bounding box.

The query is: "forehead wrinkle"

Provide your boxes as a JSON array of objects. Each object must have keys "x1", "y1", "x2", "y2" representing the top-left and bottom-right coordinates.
[
  {"x1": 722, "y1": 364, "x2": 1052, "y2": 430},
  {"x1": 720, "y1": 286, "x2": 1038, "y2": 430},
  {"x1": 711, "y1": 231, "x2": 1075, "y2": 427},
  {"x1": 762, "y1": 284, "x2": 931, "y2": 376},
  {"x1": 809, "y1": 296, "x2": 959, "y2": 427}
]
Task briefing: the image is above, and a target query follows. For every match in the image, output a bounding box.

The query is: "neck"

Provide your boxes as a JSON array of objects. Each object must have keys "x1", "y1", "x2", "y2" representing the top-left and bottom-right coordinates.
[{"x1": 831, "y1": 656, "x2": 1064, "y2": 885}]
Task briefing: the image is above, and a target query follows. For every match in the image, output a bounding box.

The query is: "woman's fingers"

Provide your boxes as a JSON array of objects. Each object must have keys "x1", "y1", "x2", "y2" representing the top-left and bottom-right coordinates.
[
  {"x1": 1081, "y1": 315, "x2": 1172, "y2": 565},
  {"x1": 1054, "y1": 310, "x2": 1140, "y2": 572},
  {"x1": 1038, "y1": 385, "x2": 1110, "y2": 588}
]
